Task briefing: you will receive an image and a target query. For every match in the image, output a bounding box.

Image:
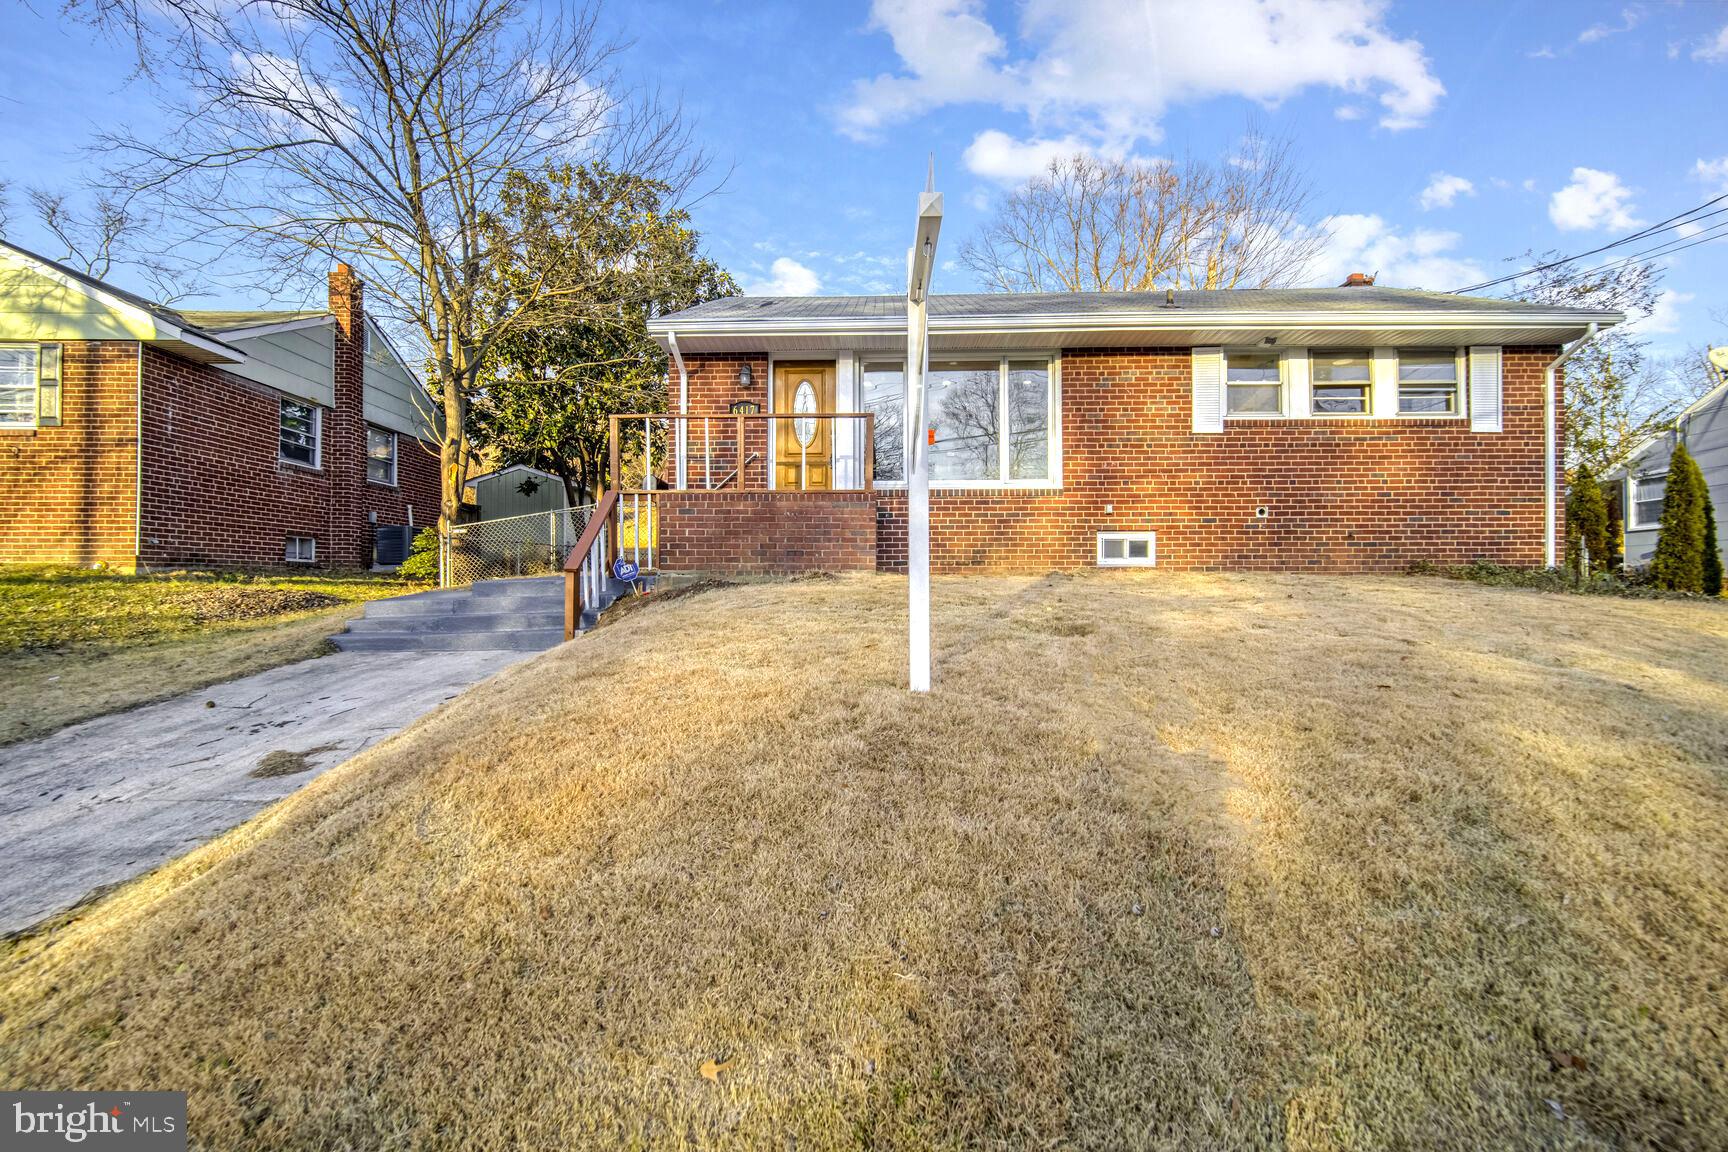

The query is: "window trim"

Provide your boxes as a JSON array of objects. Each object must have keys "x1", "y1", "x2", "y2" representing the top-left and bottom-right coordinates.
[
  {"x1": 284, "y1": 535, "x2": 317, "y2": 564},
  {"x1": 1629, "y1": 470, "x2": 1667, "y2": 530},
  {"x1": 1222, "y1": 347, "x2": 1285, "y2": 419},
  {"x1": 0, "y1": 342, "x2": 60, "y2": 431},
  {"x1": 861, "y1": 352, "x2": 1062, "y2": 491},
  {"x1": 279, "y1": 395, "x2": 322, "y2": 469},
  {"x1": 1395, "y1": 347, "x2": 1467, "y2": 419},
  {"x1": 1097, "y1": 531, "x2": 1156, "y2": 567},
  {"x1": 366, "y1": 424, "x2": 398, "y2": 487}
]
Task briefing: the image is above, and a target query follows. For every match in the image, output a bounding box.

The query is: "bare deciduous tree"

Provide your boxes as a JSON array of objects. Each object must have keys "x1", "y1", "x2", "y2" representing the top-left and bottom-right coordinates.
[
  {"x1": 25, "y1": 186, "x2": 193, "y2": 301},
  {"x1": 76, "y1": 0, "x2": 704, "y2": 526},
  {"x1": 960, "y1": 129, "x2": 1326, "y2": 293}
]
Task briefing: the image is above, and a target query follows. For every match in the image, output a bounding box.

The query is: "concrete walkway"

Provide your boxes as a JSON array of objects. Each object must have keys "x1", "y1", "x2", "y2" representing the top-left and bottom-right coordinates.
[{"x1": 0, "y1": 648, "x2": 531, "y2": 934}]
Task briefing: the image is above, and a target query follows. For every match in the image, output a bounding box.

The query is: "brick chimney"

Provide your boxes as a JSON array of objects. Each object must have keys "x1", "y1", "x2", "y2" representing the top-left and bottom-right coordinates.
[
  {"x1": 1339, "y1": 272, "x2": 1376, "y2": 287},
  {"x1": 327, "y1": 263, "x2": 367, "y2": 567}
]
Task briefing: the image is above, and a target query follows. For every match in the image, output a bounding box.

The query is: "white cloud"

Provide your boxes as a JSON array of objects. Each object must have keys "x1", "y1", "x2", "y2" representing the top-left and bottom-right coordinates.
[
  {"x1": 1548, "y1": 167, "x2": 1642, "y2": 231},
  {"x1": 1694, "y1": 156, "x2": 1728, "y2": 195},
  {"x1": 1694, "y1": 23, "x2": 1728, "y2": 63},
  {"x1": 839, "y1": 0, "x2": 1445, "y2": 154},
  {"x1": 1333, "y1": 105, "x2": 1365, "y2": 121},
  {"x1": 1308, "y1": 214, "x2": 1486, "y2": 291},
  {"x1": 743, "y1": 257, "x2": 821, "y2": 296},
  {"x1": 1418, "y1": 172, "x2": 1474, "y2": 211},
  {"x1": 1578, "y1": 7, "x2": 1642, "y2": 44},
  {"x1": 1676, "y1": 220, "x2": 1706, "y2": 239},
  {"x1": 230, "y1": 51, "x2": 354, "y2": 134},
  {"x1": 963, "y1": 129, "x2": 1093, "y2": 184}
]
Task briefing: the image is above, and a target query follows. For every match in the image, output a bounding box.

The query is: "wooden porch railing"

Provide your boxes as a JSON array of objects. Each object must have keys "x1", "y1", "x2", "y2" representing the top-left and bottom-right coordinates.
[
  {"x1": 609, "y1": 412, "x2": 876, "y2": 493},
  {"x1": 562, "y1": 489, "x2": 619, "y2": 641}
]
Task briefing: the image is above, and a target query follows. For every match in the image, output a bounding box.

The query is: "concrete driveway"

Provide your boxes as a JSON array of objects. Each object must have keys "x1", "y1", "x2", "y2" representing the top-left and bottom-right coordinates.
[{"x1": 0, "y1": 648, "x2": 530, "y2": 934}]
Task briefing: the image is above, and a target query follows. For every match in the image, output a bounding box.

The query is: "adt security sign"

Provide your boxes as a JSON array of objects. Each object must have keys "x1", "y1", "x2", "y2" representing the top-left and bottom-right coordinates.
[{"x1": 613, "y1": 557, "x2": 639, "y2": 582}]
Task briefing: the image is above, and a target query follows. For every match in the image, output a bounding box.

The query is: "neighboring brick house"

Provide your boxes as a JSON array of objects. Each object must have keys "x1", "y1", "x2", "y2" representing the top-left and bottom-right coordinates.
[
  {"x1": 0, "y1": 240, "x2": 440, "y2": 571},
  {"x1": 627, "y1": 282, "x2": 1621, "y2": 575}
]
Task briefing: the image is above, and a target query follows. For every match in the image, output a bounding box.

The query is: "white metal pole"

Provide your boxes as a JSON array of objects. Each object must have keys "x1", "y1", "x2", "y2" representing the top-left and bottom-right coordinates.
[
  {"x1": 908, "y1": 295, "x2": 931, "y2": 692},
  {"x1": 906, "y1": 179, "x2": 943, "y2": 694}
]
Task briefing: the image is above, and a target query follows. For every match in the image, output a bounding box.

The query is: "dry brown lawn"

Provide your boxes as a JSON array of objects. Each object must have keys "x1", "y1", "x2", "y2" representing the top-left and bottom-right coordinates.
[{"x1": 2, "y1": 571, "x2": 1726, "y2": 1150}]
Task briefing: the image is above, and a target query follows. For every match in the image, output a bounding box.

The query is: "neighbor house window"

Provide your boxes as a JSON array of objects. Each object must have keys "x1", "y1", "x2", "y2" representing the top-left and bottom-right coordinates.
[
  {"x1": 1097, "y1": 531, "x2": 1156, "y2": 567},
  {"x1": 1311, "y1": 350, "x2": 1371, "y2": 414},
  {"x1": 1225, "y1": 350, "x2": 1282, "y2": 416},
  {"x1": 0, "y1": 344, "x2": 59, "y2": 429},
  {"x1": 1631, "y1": 473, "x2": 1666, "y2": 529},
  {"x1": 285, "y1": 536, "x2": 317, "y2": 563},
  {"x1": 863, "y1": 357, "x2": 1056, "y2": 486},
  {"x1": 280, "y1": 397, "x2": 320, "y2": 466},
  {"x1": 366, "y1": 425, "x2": 397, "y2": 485},
  {"x1": 1398, "y1": 350, "x2": 1460, "y2": 414}
]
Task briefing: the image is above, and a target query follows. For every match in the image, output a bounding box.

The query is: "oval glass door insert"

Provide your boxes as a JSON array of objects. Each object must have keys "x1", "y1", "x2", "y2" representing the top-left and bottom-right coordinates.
[{"x1": 793, "y1": 380, "x2": 818, "y2": 446}]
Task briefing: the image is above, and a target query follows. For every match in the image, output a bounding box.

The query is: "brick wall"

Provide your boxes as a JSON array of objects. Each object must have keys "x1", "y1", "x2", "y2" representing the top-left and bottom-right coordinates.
[
  {"x1": 137, "y1": 345, "x2": 439, "y2": 569},
  {"x1": 655, "y1": 491, "x2": 876, "y2": 573},
  {"x1": 325, "y1": 264, "x2": 368, "y2": 567},
  {"x1": 668, "y1": 346, "x2": 1563, "y2": 575},
  {"x1": 0, "y1": 342, "x2": 139, "y2": 568}
]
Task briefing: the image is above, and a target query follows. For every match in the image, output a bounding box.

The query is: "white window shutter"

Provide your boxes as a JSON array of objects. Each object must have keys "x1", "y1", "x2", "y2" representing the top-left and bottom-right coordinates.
[
  {"x1": 1282, "y1": 348, "x2": 1310, "y2": 416},
  {"x1": 1192, "y1": 347, "x2": 1224, "y2": 433},
  {"x1": 1469, "y1": 346, "x2": 1502, "y2": 432}
]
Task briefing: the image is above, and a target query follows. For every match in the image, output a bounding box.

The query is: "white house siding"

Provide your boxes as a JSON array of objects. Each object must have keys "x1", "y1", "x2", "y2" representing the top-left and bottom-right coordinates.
[
  {"x1": 1620, "y1": 383, "x2": 1728, "y2": 566},
  {"x1": 363, "y1": 321, "x2": 437, "y2": 442},
  {"x1": 222, "y1": 324, "x2": 336, "y2": 407}
]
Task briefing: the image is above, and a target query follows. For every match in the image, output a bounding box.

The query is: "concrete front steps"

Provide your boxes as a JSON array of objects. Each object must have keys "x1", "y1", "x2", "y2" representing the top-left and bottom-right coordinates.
[{"x1": 332, "y1": 574, "x2": 628, "y2": 653}]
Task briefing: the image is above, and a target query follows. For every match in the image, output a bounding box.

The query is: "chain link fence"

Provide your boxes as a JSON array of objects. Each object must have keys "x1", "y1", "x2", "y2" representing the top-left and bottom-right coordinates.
[{"x1": 442, "y1": 505, "x2": 596, "y2": 587}]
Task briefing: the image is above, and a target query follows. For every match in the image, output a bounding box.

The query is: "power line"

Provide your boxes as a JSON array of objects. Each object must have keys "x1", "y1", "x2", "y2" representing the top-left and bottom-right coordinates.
[{"x1": 1452, "y1": 192, "x2": 1728, "y2": 294}]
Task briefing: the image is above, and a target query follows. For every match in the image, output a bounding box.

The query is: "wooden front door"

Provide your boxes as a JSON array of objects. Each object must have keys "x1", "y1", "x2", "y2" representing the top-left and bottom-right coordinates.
[{"x1": 772, "y1": 363, "x2": 836, "y2": 490}]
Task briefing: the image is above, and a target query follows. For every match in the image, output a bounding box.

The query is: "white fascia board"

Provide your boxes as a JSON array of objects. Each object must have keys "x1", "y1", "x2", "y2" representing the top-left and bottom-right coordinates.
[
  {"x1": 157, "y1": 322, "x2": 248, "y2": 363},
  {"x1": 647, "y1": 308, "x2": 1625, "y2": 342}
]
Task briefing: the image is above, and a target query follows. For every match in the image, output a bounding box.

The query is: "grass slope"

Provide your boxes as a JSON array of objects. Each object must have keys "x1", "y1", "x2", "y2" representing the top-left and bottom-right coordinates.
[
  {"x1": 1, "y1": 572, "x2": 1725, "y2": 1150},
  {"x1": 0, "y1": 566, "x2": 418, "y2": 744}
]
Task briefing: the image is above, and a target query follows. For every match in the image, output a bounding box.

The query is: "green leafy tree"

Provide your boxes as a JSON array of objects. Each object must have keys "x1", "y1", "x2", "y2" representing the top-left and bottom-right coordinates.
[
  {"x1": 1650, "y1": 442, "x2": 1708, "y2": 592},
  {"x1": 1704, "y1": 487, "x2": 1723, "y2": 597},
  {"x1": 469, "y1": 166, "x2": 736, "y2": 505},
  {"x1": 1565, "y1": 464, "x2": 1611, "y2": 576}
]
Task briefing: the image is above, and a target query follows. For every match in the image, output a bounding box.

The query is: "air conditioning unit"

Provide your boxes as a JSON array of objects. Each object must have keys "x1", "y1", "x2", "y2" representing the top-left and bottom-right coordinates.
[{"x1": 374, "y1": 524, "x2": 412, "y2": 567}]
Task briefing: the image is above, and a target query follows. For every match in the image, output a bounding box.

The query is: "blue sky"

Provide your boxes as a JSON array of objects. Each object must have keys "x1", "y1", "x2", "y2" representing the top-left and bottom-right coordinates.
[{"x1": 2, "y1": 0, "x2": 1724, "y2": 357}]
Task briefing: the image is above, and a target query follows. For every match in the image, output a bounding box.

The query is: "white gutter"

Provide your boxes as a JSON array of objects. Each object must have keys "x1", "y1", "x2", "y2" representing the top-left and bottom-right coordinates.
[
  {"x1": 668, "y1": 330, "x2": 688, "y2": 489},
  {"x1": 647, "y1": 308, "x2": 1625, "y2": 340},
  {"x1": 1546, "y1": 323, "x2": 1600, "y2": 568}
]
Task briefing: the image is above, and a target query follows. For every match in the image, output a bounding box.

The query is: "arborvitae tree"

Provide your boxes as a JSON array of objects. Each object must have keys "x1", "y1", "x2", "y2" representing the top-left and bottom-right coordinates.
[
  {"x1": 1565, "y1": 464, "x2": 1611, "y2": 576},
  {"x1": 1703, "y1": 487, "x2": 1723, "y2": 597},
  {"x1": 1650, "y1": 442, "x2": 1707, "y2": 592}
]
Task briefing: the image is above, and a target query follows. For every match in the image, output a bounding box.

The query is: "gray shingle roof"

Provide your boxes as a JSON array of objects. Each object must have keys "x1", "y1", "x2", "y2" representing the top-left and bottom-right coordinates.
[
  {"x1": 179, "y1": 309, "x2": 329, "y2": 333},
  {"x1": 657, "y1": 287, "x2": 1616, "y2": 324}
]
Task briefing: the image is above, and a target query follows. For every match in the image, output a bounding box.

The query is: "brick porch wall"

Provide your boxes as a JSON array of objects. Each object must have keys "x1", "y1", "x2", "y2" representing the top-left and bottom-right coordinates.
[
  {"x1": 655, "y1": 490, "x2": 876, "y2": 574},
  {"x1": 668, "y1": 345, "x2": 1562, "y2": 575},
  {"x1": 0, "y1": 341, "x2": 140, "y2": 568}
]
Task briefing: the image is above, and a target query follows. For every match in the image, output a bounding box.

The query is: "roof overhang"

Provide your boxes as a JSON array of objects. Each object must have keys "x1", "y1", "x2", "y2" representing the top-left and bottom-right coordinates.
[
  {"x1": 648, "y1": 308, "x2": 1624, "y2": 355},
  {"x1": 203, "y1": 314, "x2": 333, "y2": 342}
]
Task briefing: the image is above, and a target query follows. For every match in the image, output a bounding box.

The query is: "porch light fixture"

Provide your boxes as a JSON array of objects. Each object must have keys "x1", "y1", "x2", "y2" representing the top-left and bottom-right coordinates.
[{"x1": 737, "y1": 363, "x2": 755, "y2": 391}]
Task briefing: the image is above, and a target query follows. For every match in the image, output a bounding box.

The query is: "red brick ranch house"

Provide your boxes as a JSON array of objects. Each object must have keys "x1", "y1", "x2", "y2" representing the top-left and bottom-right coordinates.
[
  {"x1": 0, "y1": 240, "x2": 439, "y2": 571},
  {"x1": 621, "y1": 282, "x2": 1620, "y2": 576}
]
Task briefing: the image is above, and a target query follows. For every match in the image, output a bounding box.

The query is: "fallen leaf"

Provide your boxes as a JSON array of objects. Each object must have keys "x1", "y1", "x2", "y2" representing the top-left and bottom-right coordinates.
[
  {"x1": 1549, "y1": 1051, "x2": 1589, "y2": 1072},
  {"x1": 700, "y1": 1057, "x2": 735, "y2": 1082}
]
